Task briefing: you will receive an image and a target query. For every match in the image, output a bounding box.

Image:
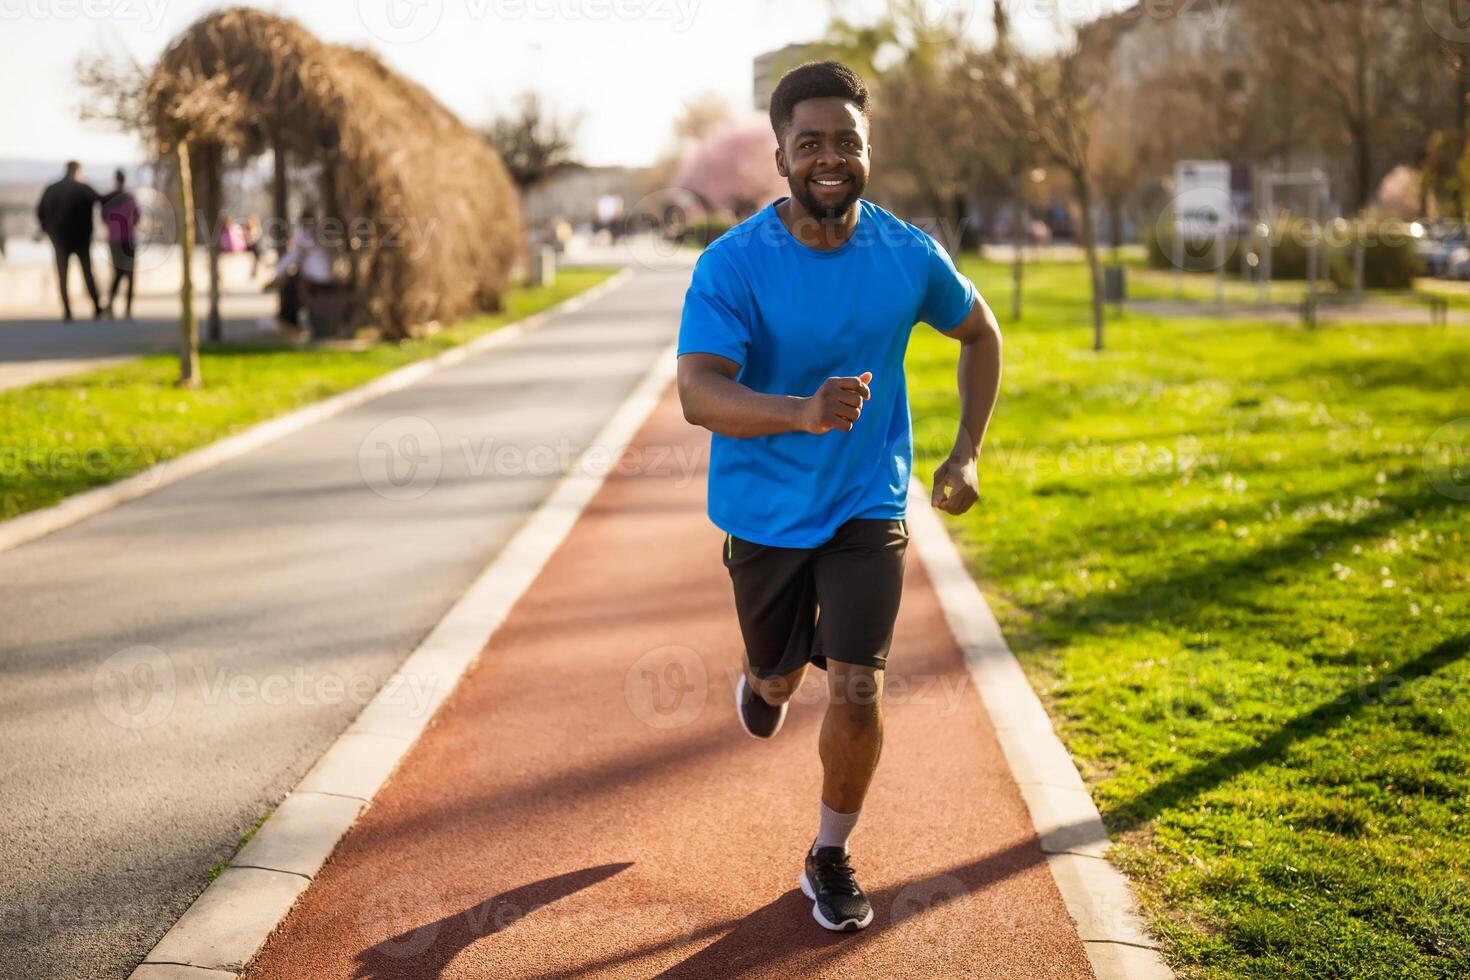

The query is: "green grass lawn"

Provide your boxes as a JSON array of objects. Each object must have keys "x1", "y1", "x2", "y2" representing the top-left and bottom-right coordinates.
[
  {"x1": 0, "y1": 268, "x2": 617, "y2": 520},
  {"x1": 1127, "y1": 265, "x2": 1313, "y2": 304},
  {"x1": 907, "y1": 258, "x2": 1470, "y2": 979}
]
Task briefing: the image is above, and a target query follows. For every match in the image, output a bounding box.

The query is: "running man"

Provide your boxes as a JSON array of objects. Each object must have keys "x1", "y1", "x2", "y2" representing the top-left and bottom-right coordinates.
[{"x1": 676, "y1": 61, "x2": 1003, "y2": 932}]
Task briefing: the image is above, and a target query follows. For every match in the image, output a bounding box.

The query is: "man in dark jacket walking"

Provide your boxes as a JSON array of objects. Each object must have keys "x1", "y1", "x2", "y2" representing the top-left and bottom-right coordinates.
[{"x1": 36, "y1": 161, "x2": 103, "y2": 320}]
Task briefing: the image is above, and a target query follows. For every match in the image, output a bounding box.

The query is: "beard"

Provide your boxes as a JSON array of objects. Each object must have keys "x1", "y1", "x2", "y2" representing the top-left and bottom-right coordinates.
[{"x1": 788, "y1": 173, "x2": 864, "y2": 221}]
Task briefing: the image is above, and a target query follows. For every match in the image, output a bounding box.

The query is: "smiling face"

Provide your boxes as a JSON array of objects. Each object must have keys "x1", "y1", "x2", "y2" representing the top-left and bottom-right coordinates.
[{"x1": 775, "y1": 96, "x2": 870, "y2": 222}]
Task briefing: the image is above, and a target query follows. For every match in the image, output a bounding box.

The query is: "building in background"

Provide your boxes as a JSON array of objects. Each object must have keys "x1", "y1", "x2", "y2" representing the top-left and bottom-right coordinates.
[
  {"x1": 523, "y1": 162, "x2": 650, "y2": 234},
  {"x1": 752, "y1": 42, "x2": 817, "y2": 112}
]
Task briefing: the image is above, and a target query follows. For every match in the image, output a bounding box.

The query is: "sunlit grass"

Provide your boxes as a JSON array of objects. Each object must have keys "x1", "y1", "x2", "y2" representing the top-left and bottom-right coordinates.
[{"x1": 909, "y1": 258, "x2": 1470, "y2": 979}]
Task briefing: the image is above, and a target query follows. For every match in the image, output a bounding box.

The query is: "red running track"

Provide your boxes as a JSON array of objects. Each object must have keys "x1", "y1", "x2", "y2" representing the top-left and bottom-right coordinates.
[{"x1": 241, "y1": 386, "x2": 1096, "y2": 980}]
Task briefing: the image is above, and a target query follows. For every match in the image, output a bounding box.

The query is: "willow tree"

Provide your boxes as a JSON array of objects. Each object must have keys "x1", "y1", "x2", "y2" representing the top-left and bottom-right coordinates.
[{"x1": 146, "y1": 8, "x2": 524, "y2": 341}]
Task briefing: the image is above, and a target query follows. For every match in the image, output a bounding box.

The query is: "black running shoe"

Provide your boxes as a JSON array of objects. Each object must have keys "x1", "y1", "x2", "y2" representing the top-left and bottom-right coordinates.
[
  {"x1": 801, "y1": 844, "x2": 874, "y2": 931},
  {"x1": 735, "y1": 673, "x2": 788, "y2": 739}
]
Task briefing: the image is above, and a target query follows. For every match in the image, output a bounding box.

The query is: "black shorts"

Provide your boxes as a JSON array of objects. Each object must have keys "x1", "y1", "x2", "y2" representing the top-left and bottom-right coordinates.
[{"x1": 722, "y1": 517, "x2": 908, "y2": 679}]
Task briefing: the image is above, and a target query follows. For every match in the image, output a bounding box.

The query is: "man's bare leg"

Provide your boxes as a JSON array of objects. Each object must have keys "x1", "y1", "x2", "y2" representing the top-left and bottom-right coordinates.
[
  {"x1": 800, "y1": 658, "x2": 883, "y2": 931},
  {"x1": 819, "y1": 660, "x2": 884, "y2": 814}
]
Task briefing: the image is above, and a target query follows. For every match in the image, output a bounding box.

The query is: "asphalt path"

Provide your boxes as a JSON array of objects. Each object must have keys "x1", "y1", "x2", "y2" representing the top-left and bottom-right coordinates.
[{"x1": 0, "y1": 261, "x2": 686, "y2": 980}]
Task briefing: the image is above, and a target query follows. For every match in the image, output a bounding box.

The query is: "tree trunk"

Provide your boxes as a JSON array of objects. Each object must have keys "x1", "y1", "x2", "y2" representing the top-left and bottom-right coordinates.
[
  {"x1": 951, "y1": 191, "x2": 971, "y2": 253},
  {"x1": 203, "y1": 146, "x2": 222, "y2": 344},
  {"x1": 1010, "y1": 167, "x2": 1024, "y2": 322},
  {"x1": 1352, "y1": 116, "x2": 1372, "y2": 214},
  {"x1": 175, "y1": 140, "x2": 200, "y2": 388},
  {"x1": 1108, "y1": 195, "x2": 1124, "y2": 259},
  {"x1": 1075, "y1": 173, "x2": 1105, "y2": 351},
  {"x1": 272, "y1": 140, "x2": 289, "y2": 253}
]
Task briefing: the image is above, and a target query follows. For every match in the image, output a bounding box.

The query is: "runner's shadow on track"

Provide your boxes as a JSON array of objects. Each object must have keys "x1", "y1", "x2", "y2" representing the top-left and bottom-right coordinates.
[
  {"x1": 351, "y1": 862, "x2": 633, "y2": 980},
  {"x1": 649, "y1": 838, "x2": 1051, "y2": 979}
]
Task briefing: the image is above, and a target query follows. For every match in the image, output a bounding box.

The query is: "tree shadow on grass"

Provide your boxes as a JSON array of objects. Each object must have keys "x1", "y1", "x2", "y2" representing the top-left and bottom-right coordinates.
[
  {"x1": 1105, "y1": 631, "x2": 1469, "y2": 835},
  {"x1": 1000, "y1": 476, "x2": 1469, "y2": 833},
  {"x1": 1040, "y1": 480, "x2": 1461, "y2": 633},
  {"x1": 1266, "y1": 351, "x2": 1470, "y2": 397}
]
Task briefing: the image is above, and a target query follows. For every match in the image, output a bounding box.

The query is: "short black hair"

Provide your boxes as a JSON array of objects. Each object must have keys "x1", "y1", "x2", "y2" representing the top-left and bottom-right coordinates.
[{"x1": 768, "y1": 60, "x2": 870, "y2": 144}]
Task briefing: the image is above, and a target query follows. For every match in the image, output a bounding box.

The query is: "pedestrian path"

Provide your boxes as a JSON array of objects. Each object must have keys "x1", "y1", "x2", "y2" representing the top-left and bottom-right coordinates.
[
  {"x1": 0, "y1": 247, "x2": 275, "y2": 392},
  {"x1": 0, "y1": 267, "x2": 680, "y2": 980},
  {"x1": 238, "y1": 388, "x2": 1100, "y2": 980}
]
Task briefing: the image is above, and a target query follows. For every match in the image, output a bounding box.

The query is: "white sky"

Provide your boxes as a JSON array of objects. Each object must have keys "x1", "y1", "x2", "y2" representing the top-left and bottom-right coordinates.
[{"x1": 0, "y1": 0, "x2": 1090, "y2": 168}]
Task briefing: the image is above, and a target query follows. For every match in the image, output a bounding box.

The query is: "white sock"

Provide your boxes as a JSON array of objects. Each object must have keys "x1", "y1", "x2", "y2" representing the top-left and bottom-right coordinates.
[{"x1": 813, "y1": 801, "x2": 861, "y2": 854}]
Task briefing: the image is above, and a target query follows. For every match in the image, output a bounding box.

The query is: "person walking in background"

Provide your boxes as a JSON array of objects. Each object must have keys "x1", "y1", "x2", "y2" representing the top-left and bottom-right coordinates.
[
  {"x1": 263, "y1": 211, "x2": 337, "y2": 338},
  {"x1": 243, "y1": 216, "x2": 264, "y2": 277},
  {"x1": 35, "y1": 161, "x2": 103, "y2": 320},
  {"x1": 100, "y1": 169, "x2": 140, "y2": 320},
  {"x1": 218, "y1": 214, "x2": 247, "y2": 255}
]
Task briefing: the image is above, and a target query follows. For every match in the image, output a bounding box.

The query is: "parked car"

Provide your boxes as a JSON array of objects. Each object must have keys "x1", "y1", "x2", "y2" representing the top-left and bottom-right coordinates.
[
  {"x1": 1446, "y1": 244, "x2": 1470, "y2": 281},
  {"x1": 1419, "y1": 226, "x2": 1467, "y2": 277}
]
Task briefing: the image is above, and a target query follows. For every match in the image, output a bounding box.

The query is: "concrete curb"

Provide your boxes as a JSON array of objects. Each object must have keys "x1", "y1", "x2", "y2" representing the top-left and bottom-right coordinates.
[
  {"x1": 905, "y1": 483, "x2": 1175, "y2": 980},
  {"x1": 0, "y1": 267, "x2": 635, "y2": 558},
  {"x1": 125, "y1": 341, "x2": 676, "y2": 976}
]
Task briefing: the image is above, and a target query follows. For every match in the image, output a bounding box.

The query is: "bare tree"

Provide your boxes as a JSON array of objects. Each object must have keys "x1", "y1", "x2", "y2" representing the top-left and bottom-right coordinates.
[
  {"x1": 483, "y1": 91, "x2": 583, "y2": 193},
  {"x1": 1245, "y1": 0, "x2": 1425, "y2": 213},
  {"x1": 984, "y1": 0, "x2": 1107, "y2": 349},
  {"x1": 819, "y1": 0, "x2": 1001, "y2": 252},
  {"x1": 78, "y1": 52, "x2": 245, "y2": 387},
  {"x1": 642, "y1": 91, "x2": 735, "y2": 199},
  {"x1": 673, "y1": 91, "x2": 735, "y2": 145}
]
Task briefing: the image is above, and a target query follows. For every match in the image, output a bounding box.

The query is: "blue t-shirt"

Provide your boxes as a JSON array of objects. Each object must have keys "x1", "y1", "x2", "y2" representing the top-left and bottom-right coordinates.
[{"x1": 677, "y1": 196, "x2": 978, "y2": 548}]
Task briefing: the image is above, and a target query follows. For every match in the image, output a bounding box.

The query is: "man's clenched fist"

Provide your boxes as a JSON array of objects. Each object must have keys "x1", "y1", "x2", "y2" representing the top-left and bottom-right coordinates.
[
  {"x1": 801, "y1": 372, "x2": 872, "y2": 434},
  {"x1": 931, "y1": 452, "x2": 980, "y2": 514}
]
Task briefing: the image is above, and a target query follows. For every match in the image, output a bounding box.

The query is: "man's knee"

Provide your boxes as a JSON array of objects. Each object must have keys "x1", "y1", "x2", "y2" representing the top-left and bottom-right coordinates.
[{"x1": 826, "y1": 662, "x2": 884, "y2": 718}]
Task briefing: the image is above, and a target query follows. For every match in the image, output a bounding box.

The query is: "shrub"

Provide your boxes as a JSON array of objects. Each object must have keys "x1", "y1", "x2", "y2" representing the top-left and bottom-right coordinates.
[
  {"x1": 686, "y1": 217, "x2": 737, "y2": 248},
  {"x1": 1328, "y1": 225, "x2": 1423, "y2": 290},
  {"x1": 1147, "y1": 215, "x2": 1417, "y2": 286}
]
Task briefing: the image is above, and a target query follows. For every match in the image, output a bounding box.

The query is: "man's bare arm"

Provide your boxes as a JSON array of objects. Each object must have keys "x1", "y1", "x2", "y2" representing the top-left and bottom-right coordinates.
[
  {"x1": 677, "y1": 353, "x2": 872, "y2": 439},
  {"x1": 930, "y1": 294, "x2": 1003, "y2": 515}
]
